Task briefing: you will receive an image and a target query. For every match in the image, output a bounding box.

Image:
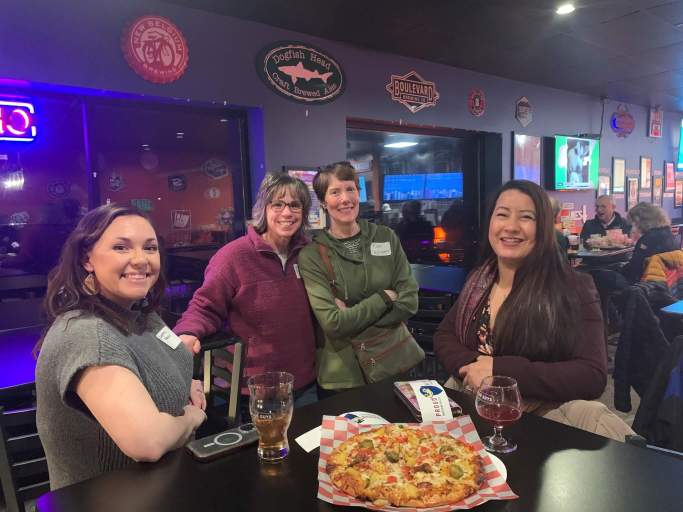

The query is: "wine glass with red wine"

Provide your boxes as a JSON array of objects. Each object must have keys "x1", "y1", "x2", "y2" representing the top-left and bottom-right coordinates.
[{"x1": 475, "y1": 375, "x2": 522, "y2": 453}]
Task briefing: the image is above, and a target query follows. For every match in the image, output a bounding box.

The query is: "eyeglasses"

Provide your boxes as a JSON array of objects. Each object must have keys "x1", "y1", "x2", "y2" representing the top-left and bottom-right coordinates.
[{"x1": 269, "y1": 200, "x2": 303, "y2": 213}]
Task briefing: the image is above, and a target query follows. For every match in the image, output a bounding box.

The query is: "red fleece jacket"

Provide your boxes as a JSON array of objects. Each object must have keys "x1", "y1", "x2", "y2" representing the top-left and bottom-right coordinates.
[{"x1": 173, "y1": 227, "x2": 316, "y2": 391}]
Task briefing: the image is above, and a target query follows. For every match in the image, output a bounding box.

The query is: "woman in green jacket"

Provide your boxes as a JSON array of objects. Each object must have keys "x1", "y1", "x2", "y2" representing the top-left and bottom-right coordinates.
[{"x1": 298, "y1": 162, "x2": 423, "y2": 394}]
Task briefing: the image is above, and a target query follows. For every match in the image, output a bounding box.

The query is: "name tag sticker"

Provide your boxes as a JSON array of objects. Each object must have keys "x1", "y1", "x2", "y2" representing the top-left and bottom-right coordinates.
[
  {"x1": 409, "y1": 380, "x2": 453, "y2": 421},
  {"x1": 293, "y1": 263, "x2": 301, "y2": 279},
  {"x1": 370, "y1": 242, "x2": 391, "y2": 256},
  {"x1": 156, "y1": 326, "x2": 181, "y2": 350}
]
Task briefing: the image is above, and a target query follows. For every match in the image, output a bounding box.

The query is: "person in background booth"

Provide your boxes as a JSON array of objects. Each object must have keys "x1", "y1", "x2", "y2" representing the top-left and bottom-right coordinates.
[
  {"x1": 580, "y1": 195, "x2": 631, "y2": 243},
  {"x1": 173, "y1": 173, "x2": 318, "y2": 407},
  {"x1": 35, "y1": 204, "x2": 207, "y2": 490},
  {"x1": 622, "y1": 202, "x2": 676, "y2": 284},
  {"x1": 298, "y1": 162, "x2": 423, "y2": 396},
  {"x1": 396, "y1": 200, "x2": 434, "y2": 262},
  {"x1": 434, "y1": 180, "x2": 634, "y2": 441}
]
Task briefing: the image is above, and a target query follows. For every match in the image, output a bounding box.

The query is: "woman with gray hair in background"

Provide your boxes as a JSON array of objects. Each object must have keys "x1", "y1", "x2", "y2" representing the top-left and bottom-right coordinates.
[
  {"x1": 173, "y1": 172, "x2": 319, "y2": 407},
  {"x1": 621, "y1": 202, "x2": 675, "y2": 283}
]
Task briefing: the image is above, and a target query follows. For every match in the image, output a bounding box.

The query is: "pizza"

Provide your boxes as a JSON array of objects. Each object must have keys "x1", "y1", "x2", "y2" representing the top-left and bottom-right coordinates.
[{"x1": 326, "y1": 424, "x2": 484, "y2": 508}]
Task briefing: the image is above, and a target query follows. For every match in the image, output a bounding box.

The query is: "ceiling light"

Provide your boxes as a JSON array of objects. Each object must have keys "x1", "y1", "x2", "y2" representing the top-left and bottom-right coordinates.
[
  {"x1": 556, "y1": 3, "x2": 575, "y2": 15},
  {"x1": 219, "y1": 118, "x2": 228, "y2": 123},
  {"x1": 176, "y1": 132, "x2": 184, "y2": 136},
  {"x1": 384, "y1": 141, "x2": 418, "y2": 148}
]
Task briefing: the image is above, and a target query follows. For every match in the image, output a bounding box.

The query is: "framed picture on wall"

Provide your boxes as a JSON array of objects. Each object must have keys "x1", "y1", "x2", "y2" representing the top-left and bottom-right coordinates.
[
  {"x1": 627, "y1": 176, "x2": 639, "y2": 210},
  {"x1": 676, "y1": 180, "x2": 683, "y2": 208},
  {"x1": 284, "y1": 166, "x2": 326, "y2": 230},
  {"x1": 653, "y1": 176, "x2": 663, "y2": 206},
  {"x1": 512, "y1": 132, "x2": 542, "y2": 184},
  {"x1": 665, "y1": 161, "x2": 676, "y2": 192},
  {"x1": 598, "y1": 175, "x2": 610, "y2": 196},
  {"x1": 640, "y1": 156, "x2": 652, "y2": 189},
  {"x1": 612, "y1": 157, "x2": 625, "y2": 193}
]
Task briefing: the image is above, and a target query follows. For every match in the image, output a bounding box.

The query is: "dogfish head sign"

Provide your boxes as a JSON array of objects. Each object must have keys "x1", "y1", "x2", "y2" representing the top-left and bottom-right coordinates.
[
  {"x1": 385, "y1": 71, "x2": 439, "y2": 113},
  {"x1": 256, "y1": 41, "x2": 345, "y2": 104}
]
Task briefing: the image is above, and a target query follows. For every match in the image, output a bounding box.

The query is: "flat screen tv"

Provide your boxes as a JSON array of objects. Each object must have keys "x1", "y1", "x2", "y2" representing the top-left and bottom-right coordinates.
[
  {"x1": 423, "y1": 172, "x2": 463, "y2": 199},
  {"x1": 382, "y1": 174, "x2": 426, "y2": 201},
  {"x1": 513, "y1": 133, "x2": 541, "y2": 184},
  {"x1": 553, "y1": 135, "x2": 600, "y2": 190},
  {"x1": 358, "y1": 175, "x2": 368, "y2": 202}
]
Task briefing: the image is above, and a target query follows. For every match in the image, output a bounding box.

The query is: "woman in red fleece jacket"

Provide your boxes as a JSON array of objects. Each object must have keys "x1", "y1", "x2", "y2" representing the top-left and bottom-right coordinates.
[
  {"x1": 173, "y1": 173, "x2": 318, "y2": 407},
  {"x1": 435, "y1": 180, "x2": 633, "y2": 441}
]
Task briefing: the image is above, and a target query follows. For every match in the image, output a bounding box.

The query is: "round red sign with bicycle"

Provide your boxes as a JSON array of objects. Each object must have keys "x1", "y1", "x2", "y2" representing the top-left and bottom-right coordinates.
[{"x1": 121, "y1": 15, "x2": 189, "y2": 84}]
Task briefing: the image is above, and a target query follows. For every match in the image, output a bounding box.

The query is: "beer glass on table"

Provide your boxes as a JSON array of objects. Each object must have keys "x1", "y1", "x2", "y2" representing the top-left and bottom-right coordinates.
[
  {"x1": 248, "y1": 371, "x2": 294, "y2": 463},
  {"x1": 475, "y1": 376, "x2": 522, "y2": 454}
]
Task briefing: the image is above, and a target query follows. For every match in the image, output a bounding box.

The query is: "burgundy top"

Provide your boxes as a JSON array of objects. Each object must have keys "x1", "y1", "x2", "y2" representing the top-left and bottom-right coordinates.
[
  {"x1": 434, "y1": 261, "x2": 607, "y2": 402},
  {"x1": 174, "y1": 227, "x2": 316, "y2": 391}
]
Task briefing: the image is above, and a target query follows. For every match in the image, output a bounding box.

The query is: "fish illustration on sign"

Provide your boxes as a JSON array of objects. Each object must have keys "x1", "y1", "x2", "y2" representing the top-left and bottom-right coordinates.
[{"x1": 278, "y1": 62, "x2": 333, "y2": 84}]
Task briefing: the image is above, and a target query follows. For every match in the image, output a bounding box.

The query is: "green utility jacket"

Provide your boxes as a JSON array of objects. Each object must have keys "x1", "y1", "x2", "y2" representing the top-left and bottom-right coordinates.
[{"x1": 298, "y1": 220, "x2": 419, "y2": 389}]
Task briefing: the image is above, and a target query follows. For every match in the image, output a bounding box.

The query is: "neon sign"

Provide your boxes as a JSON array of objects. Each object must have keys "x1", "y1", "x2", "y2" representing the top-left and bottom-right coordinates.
[{"x1": 0, "y1": 100, "x2": 37, "y2": 142}]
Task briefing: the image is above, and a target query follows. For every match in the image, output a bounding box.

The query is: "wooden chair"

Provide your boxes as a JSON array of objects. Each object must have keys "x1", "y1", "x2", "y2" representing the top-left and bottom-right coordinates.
[
  {"x1": 0, "y1": 383, "x2": 49, "y2": 512},
  {"x1": 199, "y1": 332, "x2": 245, "y2": 435}
]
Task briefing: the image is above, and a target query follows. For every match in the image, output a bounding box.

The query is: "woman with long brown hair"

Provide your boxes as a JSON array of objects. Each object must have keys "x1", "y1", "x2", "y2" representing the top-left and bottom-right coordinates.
[
  {"x1": 435, "y1": 180, "x2": 633, "y2": 441},
  {"x1": 35, "y1": 204, "x2": 206, "y2": 490}
]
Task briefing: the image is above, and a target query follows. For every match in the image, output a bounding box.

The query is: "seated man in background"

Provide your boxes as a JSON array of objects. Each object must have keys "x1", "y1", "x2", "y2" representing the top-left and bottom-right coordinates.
[{"x1": 580, "y1": 195, "x2": 631, "y2": 242}]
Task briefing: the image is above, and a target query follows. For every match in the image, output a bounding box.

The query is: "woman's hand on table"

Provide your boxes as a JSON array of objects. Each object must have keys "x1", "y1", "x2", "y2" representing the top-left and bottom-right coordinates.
[
  {"x1": 183, "y1": 404, "x2": 207, "y2": 435},
  {"x1": 179, "y1": 334, "x2": 201, "y2": 355},
  {"x1": 189, "y1": 379, "x2": 206, "y2": 411},
  {"x1": 459, "y1": 355, "x2": 493, "y2": 391}
]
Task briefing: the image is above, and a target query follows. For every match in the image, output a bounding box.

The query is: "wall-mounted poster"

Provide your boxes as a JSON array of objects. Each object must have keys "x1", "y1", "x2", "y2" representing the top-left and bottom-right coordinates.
[
  {"x1": 121, "y1": 15, "x2": 189, "y2": 84},
  {"x1": 171, "y1": 209, "x2": 191, "y2": 229},
  {"x1": 385, "y1": 71, "x2": 440, "y2": 113},
  {"x1": 256, "y1": 41, "x2": 345, "y2": 104},
  {"x1": 611, "y1": 104, "x2": 635, "y2": 138},
  {"x1": 285, "y1": 167, "x2": 325, "y2": 230},
  {"x1": 676, "y1": 180, "x2": 683, "y2": 208},
  {"x1": 612, "y1": 157, "x2": 625, "y2": 193},
  {"x1": 512, "y1": 133, "x2": 541, "y2": 184},
  {"x1": 665, "y1": 161, "x2": 676, "y2": 192},
  {"x1": 598, "y1": 175, "x2": 611, "y2": 196},
  {"x1": 640, "y1": 156, "x2": 652, "y2": 189},
  {"x1": 515, "y1": 96, "x2": 533, "y2": 127},
  {"x1": 653, "y1": 176, "x2": 663, "y2": 206},
  {"x1": 468, "y1": 89, "x2": 486, "y2": 117},
  {"x1": 627, "y1": 177, "x2": 639, "y2": 210},
  {"x1": 648, "y1": 107, "x2": 663, "y2": 138}
]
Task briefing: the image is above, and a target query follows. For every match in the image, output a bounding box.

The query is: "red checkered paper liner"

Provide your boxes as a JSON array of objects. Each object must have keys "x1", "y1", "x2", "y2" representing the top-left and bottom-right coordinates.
[{"x1": 317, "y1": 415, "x2": 518, "y2": 511}]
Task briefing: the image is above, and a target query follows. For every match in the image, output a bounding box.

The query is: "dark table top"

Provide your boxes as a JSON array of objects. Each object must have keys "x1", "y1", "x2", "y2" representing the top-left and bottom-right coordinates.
[
  {"x1": 410, "y1": 263, "x2": 467, "y2": 295},
  {"x1": 36, "y1": 381, "x2": 682, "y2": 512},
  {"x1": 571, "y1": 246, "x2": 634, "y2": 259}
]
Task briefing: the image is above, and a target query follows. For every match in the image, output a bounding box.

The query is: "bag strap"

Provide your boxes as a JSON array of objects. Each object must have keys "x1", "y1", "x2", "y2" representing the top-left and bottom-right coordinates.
[{"x1": 317, "y1": 243, "x2": 340, "y2": 297}]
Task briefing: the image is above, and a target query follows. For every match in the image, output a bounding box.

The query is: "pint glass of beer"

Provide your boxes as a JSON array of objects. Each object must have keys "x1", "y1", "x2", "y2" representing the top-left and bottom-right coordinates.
[{"x1": 248, "y1": 371, "x2": 294, "y2": 463}]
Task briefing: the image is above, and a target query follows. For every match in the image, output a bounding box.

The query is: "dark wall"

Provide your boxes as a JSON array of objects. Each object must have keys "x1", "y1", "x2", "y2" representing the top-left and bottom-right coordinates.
[{"x1": 0, "y1": 0, "x2": 680, "y2": 218}]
